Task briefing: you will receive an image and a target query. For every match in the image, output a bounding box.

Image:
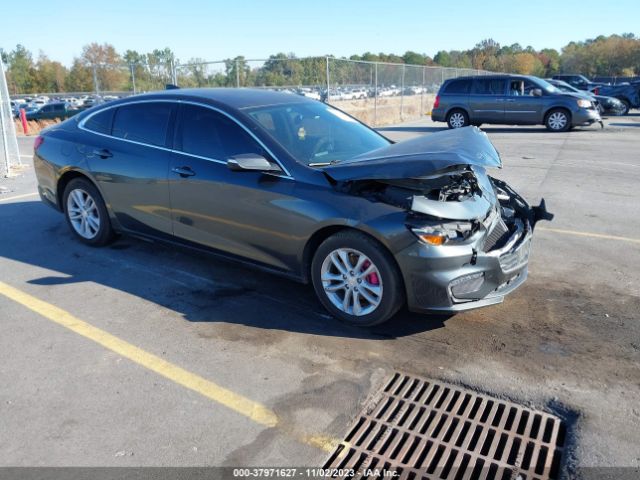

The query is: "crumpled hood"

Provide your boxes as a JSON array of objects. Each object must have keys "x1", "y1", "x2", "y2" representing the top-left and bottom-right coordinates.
[{"x1": 322, "y1": 126, "x2": 501, "y2": 182}]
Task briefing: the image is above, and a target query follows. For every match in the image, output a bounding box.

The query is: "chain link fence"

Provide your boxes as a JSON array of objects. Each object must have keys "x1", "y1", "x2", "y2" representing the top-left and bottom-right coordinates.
[
  {"x1": 8, "y1": 57, "x2": 496, "y2": 128},
  {"x1": 1, "y1": 57, "x2": 21, "y2": 177}
]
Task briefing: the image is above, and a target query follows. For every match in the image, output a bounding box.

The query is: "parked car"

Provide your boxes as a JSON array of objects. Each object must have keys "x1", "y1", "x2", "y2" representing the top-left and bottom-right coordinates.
[
  {"x1": 25, "y1": 102, "x2": 80, "y2": 121},
  {"x1": 14, "y1": 103, "x2": 37, "y2": 117},
  {"x1": 431, "y1": 75, "x2": 601, "y2": 131},
  {"x1": 552, "y1": 74, "x2": 640, "y2": 114},
  {"x1": 546, "y1": 79, "x2": 626, "y2": 116},
  {"x1": 33, "y1": 89, "x2": 552, "y2": 325},
  {"x1": 551, "y1": 74, "x2": 606, "y2": 92}
]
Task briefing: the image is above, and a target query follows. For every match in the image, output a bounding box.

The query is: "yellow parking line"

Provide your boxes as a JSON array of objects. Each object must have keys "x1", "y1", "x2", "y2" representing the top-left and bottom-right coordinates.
[
  {"x1": 0, "y1": 281, "x2": 278, "y2": 428},
  {"x1": 537, "y1": 227, "x2": 640, "y2": 245},
  {"x1": 0, "y1": 192, "x2": 39, "y2": 203}
]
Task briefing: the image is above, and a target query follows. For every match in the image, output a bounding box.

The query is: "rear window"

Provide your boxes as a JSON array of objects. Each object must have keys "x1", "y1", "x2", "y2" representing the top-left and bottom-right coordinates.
[
  {"x1": 112, "y1": 102, "x2": 173, "y2": 147},
  {"x1": 444, "y1": 79, "x2": 471, "y2": 94},
  {"x1": 472, "y1": 79, "x2": 506, "y2": 95},
  {"x1": 83, "y1": 108, "x2": 115, "y2": 135}
]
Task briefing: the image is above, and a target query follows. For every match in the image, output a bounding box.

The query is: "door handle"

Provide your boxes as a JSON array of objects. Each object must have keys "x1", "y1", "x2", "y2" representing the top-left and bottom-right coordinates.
[
  {"x1": 506, "y1": 99, "x2": 516, "y2": 102},
  {"x1": 171, "y1": 166, "x2": 196, "y2": 177},
  {"x1": 93, "y1": 148, "x2": 113, "y2": 158}
]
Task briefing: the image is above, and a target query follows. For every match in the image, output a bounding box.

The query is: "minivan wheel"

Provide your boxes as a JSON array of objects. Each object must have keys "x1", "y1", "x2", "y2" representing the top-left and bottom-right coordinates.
[
  {"x1": 447, "y1": 110, "x2": 468, "y2": 129},
  {"x1": 63, "y1": 178, "x2": 114, "y2": 246},
  {"x1": 545, "y1": 109, "x2": 571, "y2": 132},
  {"x1": 311, "y1": 231, "x2": 404, "y2": 326}
]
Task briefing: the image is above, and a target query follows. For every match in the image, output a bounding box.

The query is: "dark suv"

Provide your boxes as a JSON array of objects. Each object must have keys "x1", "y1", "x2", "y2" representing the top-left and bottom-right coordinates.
[{"x1": 431, "y1": 75, "x2": 601, "y2": 132}]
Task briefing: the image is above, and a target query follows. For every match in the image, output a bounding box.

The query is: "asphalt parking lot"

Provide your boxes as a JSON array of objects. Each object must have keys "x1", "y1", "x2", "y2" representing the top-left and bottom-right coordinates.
[{"x1": 1, "y1": 115, "x2": 639, "y2": 473}]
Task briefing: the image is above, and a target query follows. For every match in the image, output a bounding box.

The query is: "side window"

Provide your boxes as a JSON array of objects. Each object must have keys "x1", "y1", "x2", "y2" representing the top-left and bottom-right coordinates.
[
  {"x1": 176, "y1": 105, "x2": 265, "y2": 160},
  {"x1": 522, "y1": 80, "x2": 539, "y2": 96},
  {"x1": 84, "y1": 108, "x2": 115, "y2": 135},
  {"x1": 112, "y1": 102, "x2": 173, "y2": 147},
  {"x1": 472, "y1": 79, "x2": 506, "y2": 95},
  {"x1": 510, "y1": 80, "x2": 539, "y2": 96},
  {"x1": 444, "y1": 79, "x2": 471, "y2": 94},
  {"x1": 41, "y1": 105, "x2": 52, "y2": 112}
]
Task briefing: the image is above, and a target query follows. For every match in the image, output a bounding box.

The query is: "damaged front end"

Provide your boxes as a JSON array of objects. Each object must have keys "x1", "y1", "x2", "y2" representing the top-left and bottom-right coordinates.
[{"x1": 322, "y1": 127, "x2": 553, "y2": 312}]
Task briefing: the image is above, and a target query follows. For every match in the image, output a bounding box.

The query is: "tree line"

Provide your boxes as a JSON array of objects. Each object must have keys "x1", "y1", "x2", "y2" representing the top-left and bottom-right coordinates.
[{"x1": 1, "y1": 34, "x2": 639, "y2": 95}]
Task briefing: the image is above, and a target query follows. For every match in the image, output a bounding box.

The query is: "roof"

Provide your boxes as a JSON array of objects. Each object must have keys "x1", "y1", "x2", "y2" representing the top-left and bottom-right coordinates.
[
  {"x1": 445, "y1": 74, "x2": 533, "y2": 81},
  {"x1": 136, "y1": 88, "x2": 312, "y2": 110}
]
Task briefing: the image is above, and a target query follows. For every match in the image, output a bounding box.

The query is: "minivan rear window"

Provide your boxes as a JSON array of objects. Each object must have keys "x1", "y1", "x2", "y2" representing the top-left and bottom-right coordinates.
[
  {"x1": 472, "y1": 79, "x2": 506, "y2": 95},
  {"x1": 444, "y1": 79, "x2": 471, "y2": 94}
]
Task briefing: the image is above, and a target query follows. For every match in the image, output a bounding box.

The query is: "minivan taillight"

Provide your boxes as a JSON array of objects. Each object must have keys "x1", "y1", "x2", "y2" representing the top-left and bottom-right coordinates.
[
  {"x1": 433, "y1": 95, "x2": 440, "y2": 109},
  {"x1": 34, "y1": 135, "x2": 44, "y2": 151}
]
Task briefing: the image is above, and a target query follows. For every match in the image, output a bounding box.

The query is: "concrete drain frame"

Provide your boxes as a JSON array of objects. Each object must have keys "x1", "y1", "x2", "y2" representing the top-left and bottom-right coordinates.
[{"x1": 324, "y1": 373, "x2": 566, "y2": 480}]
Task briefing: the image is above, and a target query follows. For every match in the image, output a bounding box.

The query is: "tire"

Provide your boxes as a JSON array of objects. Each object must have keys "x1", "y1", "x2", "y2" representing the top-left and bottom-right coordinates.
[
  {"x1": 311, "y1": 230, "x2": 404, "y2": 326},
  {"x1": 63, "y1": 178, "x2": 114, "y2": 246},
  {"x1": 545, "y1": 108, "x2": 571, "y2": 132},
  {"x1": 617, "y1": 98, "x2": 630, "y2": 115},
  {"x1": 446, "y1": 109, "x2": 468, "y2": 129}
]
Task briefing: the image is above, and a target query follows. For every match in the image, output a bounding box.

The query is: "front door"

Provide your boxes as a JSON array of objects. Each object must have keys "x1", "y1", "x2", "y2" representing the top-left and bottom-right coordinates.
[
  {"x1": 168, "y1": 104, "x2": 298, "y2": 271},
  {"x1": 505, "y1": 78, "x2": 544, "y2": 124}
]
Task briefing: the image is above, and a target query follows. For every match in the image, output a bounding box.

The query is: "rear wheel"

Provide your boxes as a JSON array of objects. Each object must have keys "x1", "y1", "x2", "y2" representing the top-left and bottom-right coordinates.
[
  {"x1": 63, "y1": 178, "x2": 114, "y2": 246},
  {"x1": 545, "y1": 109, "x2": 571, "y2": 132},
  {"x1": 311, "y1": 231, "x2": 404, "y2": 326},
  {"x1": 447, "y1": 109, "x2": 468, "y2": 129}
]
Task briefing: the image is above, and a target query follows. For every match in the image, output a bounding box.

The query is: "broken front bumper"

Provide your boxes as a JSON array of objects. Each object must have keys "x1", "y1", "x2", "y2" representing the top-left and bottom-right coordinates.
[
  {"x1": 396, "y1": 185, "x2": 549, "y2": 314},
  {"x1": 398, "y1": 223, "x2": 532, "y2": 313}
]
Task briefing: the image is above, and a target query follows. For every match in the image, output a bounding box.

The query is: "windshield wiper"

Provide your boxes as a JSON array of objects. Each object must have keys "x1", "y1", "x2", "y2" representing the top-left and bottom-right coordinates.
[{"x1": 309, "y1": 159, "x2": 342, "y2": 167}]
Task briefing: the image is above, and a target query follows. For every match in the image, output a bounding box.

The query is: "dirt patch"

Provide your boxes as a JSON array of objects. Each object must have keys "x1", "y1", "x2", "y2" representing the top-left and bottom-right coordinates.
[
  {"x1": 331, "y1": 95, "x2": 436, "y2": 126},
  {"x1": 14, "y1": 118, "x2": 62, "y2": 136}
]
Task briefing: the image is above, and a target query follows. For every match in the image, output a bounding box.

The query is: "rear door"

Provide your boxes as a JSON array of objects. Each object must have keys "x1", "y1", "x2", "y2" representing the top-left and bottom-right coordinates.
[
  {"x1": 82, "y1": 101, "x2": 176, "y2": 236},
  {"x1": 469, "y1": 78, "x2": 507, "y2": 123},
  {"x1": 504, "y1": 78, "x2": 544, "y2": 124}
]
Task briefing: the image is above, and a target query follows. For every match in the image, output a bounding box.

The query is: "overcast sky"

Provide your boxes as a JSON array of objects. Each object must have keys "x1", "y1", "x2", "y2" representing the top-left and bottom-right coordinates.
[{"x1": 2, "y1": 0, "x2": 639, "y2": 65}]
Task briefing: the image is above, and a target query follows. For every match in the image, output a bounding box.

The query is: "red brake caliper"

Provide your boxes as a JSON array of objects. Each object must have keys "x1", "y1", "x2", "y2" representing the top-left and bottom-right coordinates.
[{"x1": 361, "y1": 260, "x2": 379, "y2": 285}]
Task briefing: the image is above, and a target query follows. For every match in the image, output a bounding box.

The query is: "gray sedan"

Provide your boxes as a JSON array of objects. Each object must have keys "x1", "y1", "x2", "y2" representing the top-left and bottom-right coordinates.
[{"x1": 34, "y1": 89, "x2": 552, "y2": 326}]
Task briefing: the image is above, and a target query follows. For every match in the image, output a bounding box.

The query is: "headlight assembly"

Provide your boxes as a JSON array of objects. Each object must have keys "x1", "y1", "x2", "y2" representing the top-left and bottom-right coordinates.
[
  {"x1": 411, "y1": 221, "x2": 474, "y2": 246},
  {"x1": 577, "y1": 99, "x2": 592, "y2": 109}
]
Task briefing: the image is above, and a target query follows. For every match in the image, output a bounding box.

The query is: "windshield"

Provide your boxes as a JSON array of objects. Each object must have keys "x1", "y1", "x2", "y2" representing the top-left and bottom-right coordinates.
[
  {"x1": 553, "y1": 81, "x2": 579, "y2": 93},
  {"x1": 532, "y1": 77, "x2": 562, "y2": 94},
  {"x1": 245, "y1": 101, "x2": 390, "y2": 166}
]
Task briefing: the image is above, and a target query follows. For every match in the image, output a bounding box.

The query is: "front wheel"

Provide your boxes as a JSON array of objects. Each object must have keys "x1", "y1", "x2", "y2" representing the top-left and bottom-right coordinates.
[
  {"x1": 545, "y1": 109, "x2": 571, "y2": 132},
  {"x1": 311, "y1": 231, "x2": 404, "y2": 326},
  {"x1": 617, "y1": 98, "x2": 631, "y2": 115},
  {"x1": 63, "y1": 178, "x2": 115, "y2": 246}
]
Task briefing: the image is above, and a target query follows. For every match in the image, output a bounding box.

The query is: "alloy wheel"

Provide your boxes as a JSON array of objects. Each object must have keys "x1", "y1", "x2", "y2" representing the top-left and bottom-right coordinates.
[
  {"x1": 548, "y1": 112, "x2": 568, "y2": 130},
  {"x1": 320, "y1": 248, "x2": 383, "y2": 316},
  {"x1": 449, "y1": 112, "x2": 466, "y2": 128},
  {"x1": 66, "y1": 188, "x2": 101, "y2": 239}
]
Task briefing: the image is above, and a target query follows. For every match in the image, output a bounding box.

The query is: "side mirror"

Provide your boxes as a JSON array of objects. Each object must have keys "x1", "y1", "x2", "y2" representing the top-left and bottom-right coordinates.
[
  {"x1": 227, "y1": 153, "x2": 282, "y2": 173},
  {"x1": 532, "y1": 88, "x2": 542, "y2": 97}
]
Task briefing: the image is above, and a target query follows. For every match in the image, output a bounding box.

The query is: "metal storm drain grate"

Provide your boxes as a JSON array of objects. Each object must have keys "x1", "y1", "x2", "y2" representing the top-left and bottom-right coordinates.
[{"x1": 324, "y1": 373, "x2": 565, "y2": 480}]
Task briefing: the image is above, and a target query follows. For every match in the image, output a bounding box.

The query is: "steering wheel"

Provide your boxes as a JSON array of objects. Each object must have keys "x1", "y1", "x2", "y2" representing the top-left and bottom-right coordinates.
[{"x1": 311, "y1": 137, "x2": 334, "y2": 158}]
